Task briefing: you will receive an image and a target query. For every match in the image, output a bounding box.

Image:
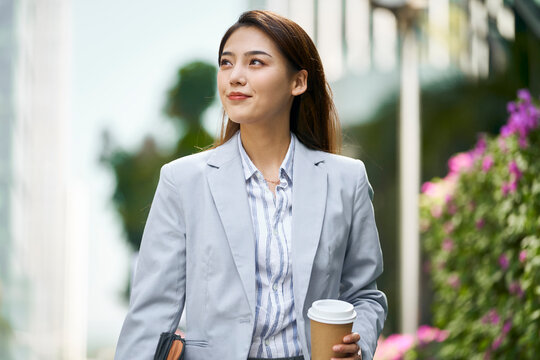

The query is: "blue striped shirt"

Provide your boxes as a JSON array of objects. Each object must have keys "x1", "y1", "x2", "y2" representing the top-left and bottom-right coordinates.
[{"x1": 237, "y1": 131, "x2": 302, "y2": 358}]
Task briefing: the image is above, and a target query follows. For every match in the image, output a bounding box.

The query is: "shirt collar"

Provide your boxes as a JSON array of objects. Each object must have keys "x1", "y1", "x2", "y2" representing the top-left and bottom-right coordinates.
[{"x1": 237, "y1": 131, "x2": 295, "y2": 183}]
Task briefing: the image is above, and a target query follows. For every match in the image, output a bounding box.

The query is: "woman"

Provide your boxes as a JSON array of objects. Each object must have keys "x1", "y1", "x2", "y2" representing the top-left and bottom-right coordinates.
[{"x1": 115, "y1": 10, "x2": 387, "y2": 360}]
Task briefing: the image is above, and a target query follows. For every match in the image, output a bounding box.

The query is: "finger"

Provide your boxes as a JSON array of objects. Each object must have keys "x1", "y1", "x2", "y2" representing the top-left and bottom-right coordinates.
[
  {"x1": 332, "y1": 343, "x2": 359, "y2": 354},
  {"x1": 343, "y1": 332, "x2": 361, "y2": 343}
]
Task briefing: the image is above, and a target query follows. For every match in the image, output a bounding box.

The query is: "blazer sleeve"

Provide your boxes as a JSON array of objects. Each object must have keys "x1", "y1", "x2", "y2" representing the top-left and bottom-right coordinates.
[
  {"x1": 115, "y1": 162, "x2": 186, "y2": 360},
  {"x1": 338, "y1": 160, "x2": 388, "y2": 360}
]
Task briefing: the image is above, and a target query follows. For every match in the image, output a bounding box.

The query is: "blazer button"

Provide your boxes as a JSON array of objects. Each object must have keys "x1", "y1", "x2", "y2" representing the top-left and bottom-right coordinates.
[{"x1": 272, "y1": 283, "x2": 278, "y2": 292}]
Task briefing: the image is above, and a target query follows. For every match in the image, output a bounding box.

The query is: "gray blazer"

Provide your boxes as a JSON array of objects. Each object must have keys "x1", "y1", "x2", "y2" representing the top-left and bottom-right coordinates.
[{"x1": 115, "y1": 131, "x2": 388, "y2": 360}]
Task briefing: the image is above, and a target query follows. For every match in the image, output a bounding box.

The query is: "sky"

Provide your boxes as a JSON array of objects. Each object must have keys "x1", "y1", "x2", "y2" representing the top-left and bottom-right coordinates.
[{"x1": 72, "y1": 0, "x2": 247, "y2": 355}]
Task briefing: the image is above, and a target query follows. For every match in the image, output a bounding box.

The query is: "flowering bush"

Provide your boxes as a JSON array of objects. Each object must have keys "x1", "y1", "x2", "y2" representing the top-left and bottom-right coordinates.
[
  {"x1": 374, "y1": 325, "x2": 448, "y2": 360},
  {"x1": 419, "y1": 89, "x2": 540, "y2": 359}
]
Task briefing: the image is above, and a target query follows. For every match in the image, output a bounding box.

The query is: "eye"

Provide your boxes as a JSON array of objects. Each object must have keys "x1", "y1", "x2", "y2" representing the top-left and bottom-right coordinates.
[
  {"x1": 220, "y1": 59, "x2": 232, "y2": 67},
  {"x1": 250, "y1": 58, "x2": 264, "y2": 66}
]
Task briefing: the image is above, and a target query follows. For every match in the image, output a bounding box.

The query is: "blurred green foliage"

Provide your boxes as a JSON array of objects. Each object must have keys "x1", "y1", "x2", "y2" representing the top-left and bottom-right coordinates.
[
  {"x1": 343, "y1": 28, "x2": 538, "y2": 334},
  {"x1": 100, "y1": 61, "x2": 216, "y2": 298},
  {"x1": 419, "y1": 91, "x2": 540, "y2": 358}
]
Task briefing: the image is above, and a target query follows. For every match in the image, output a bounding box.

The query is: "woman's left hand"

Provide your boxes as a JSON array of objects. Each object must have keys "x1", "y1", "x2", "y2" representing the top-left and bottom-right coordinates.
[{"x1": 331, "y1": 332, "x2": 362, "y2": 360}]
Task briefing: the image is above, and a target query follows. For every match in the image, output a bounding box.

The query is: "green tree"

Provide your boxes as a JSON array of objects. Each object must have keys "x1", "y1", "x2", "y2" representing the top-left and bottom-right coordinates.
[{"x1": 101, "y1": 60, "x2": 216, "y2": 297}]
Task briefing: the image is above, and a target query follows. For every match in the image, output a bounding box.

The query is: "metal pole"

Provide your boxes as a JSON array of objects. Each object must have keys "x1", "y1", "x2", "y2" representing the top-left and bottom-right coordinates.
[{"x1": 399, "y1": 15, "x2": 420, "y2": 335}]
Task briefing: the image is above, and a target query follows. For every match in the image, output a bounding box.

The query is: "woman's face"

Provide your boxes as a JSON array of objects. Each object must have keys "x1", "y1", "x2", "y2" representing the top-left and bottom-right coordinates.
[{"x1": 217, "y1": 26, "x2": 306, "y2": 127}]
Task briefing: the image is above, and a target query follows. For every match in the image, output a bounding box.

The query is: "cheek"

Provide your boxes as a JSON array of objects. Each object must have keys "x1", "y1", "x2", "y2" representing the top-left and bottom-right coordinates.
[
  {"x1": 256, "y1": 72, "x2": 291, "y2": 102},
  {"x1": 216, "y1": 72, "x2": 226, "y2": 93},
  {"x1": 216, "y1": 73, "x2": 228, "y2": 104}
]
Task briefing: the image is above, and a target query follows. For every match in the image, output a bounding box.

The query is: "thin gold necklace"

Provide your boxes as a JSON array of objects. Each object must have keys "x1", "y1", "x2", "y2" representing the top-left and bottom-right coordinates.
[{"x1": 264, "y1": 177, "x2": 280, "y2": 185}]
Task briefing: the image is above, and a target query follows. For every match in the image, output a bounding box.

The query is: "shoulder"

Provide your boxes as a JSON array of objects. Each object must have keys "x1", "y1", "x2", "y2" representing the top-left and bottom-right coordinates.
[
  {"x1": 316, "y1": 151, "x2": 373, "y2": 199},
  {"x1": 319, "y1": 151, "x2": 368, "y2": 179},
  {"x1": 160, "y1": 148, "x2": 215, "y2": 186}
]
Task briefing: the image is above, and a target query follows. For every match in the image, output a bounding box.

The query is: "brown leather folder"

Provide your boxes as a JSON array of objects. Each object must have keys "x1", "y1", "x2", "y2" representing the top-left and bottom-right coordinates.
[{"x1": 154, "y1": 332, "x2": 185, "y2": 360}]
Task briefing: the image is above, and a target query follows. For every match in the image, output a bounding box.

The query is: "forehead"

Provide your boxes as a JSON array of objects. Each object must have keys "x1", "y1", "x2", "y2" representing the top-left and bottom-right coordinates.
[{"x1": 222, "y1": 26, "x2": 279, "y2": 54}]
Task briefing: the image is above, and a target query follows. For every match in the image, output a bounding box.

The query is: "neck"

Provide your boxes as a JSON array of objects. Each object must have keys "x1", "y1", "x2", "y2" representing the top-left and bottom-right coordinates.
[{"x1": 239, "y1": 123, "x2": 291, "y2": 179}]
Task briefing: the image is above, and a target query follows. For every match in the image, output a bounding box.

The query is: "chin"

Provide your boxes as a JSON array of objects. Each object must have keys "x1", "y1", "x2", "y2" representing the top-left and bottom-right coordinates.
[{"x1": 226, "y1": 113, "x2": 261, "y2": 125}]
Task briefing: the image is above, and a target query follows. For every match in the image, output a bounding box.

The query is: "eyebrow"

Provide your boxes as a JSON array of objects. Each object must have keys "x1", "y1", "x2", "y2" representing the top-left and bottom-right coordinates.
[{"x1": 221, "y1": 50, "x2": 273, "y2": 58}]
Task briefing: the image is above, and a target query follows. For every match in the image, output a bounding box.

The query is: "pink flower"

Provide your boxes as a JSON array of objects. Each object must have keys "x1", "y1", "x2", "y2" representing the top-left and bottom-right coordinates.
[
  {"x1": 448, "y1": 152, "x2": 474, "y2": 175},
  {"x1": 416, "y1": 325, "x2": 449, "y2": 346},
  {"x1": 497, "y1": 137, "x2": 508, "y2": 152},
  {"x1": 499, "y1": 254, "x2": 509, "y2": 270},
  {"x1": 519, "y1": 250, "x2": 527, "y2": 263},
  {"x1": 482, "y1": 155, "x2": 494, "y2": 172},
  {"x1": 421, "y1": 181, "x2": 436, "y2": 195},
  {"x1": 443, "y1": 221, "x2": 454, "y2": 234},
  {"x1": 374, "y1": 333, "x2": 415, "y2": 360},
  {"x1": 431, "y1": 204, "x2": 443, "y2": 218},
  {"x1": 442, "y1": 238, "x2": 454, "y2": 251},
  {"x1": 447, "y1": 273, "x2": 460, "y2": 289}
]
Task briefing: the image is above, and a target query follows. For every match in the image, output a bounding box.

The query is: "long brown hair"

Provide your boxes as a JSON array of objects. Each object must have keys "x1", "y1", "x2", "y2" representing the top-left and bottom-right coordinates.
[{"x1": 213, "y1": 10, "x2": 341, "y2": 154}]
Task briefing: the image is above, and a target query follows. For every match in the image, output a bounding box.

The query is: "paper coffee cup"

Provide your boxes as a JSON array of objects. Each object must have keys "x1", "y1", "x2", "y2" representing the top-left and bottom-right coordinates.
[{"x1": 308, "y1": 299, "x2": 357, "y2": 360}]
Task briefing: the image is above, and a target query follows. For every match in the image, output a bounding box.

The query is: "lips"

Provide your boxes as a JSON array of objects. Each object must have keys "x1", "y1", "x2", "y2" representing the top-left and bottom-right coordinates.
[{"x1": 227, "y1": 92, "x2": 251, "y2": 100}]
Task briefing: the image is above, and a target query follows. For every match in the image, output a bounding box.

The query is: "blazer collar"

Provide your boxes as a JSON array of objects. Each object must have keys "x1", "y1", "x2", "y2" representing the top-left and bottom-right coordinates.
[
  {"x1": 206, "y1": 130, "x2": 325, "y2": 169},
  {"x1": 205, "y1": 130, "x2": 328, "y2": 320}
]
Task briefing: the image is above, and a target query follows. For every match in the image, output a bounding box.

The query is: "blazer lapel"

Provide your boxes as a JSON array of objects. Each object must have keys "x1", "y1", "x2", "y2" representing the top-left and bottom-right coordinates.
[
  {"x1": 291, "y1": 140, "x2": 328, "y2": 314},
  {"x1": 206, "y1": 132, "x2": 256, "y2": 317}
]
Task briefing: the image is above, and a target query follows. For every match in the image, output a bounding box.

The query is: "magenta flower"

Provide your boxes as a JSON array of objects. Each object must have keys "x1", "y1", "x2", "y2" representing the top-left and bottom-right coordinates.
[
  {"x1": 448, "y1": 152, "x2": 474, "y2": 175},
  {"x1": 509, "y1": 180, "x2": 518, "y2": 193},
  {"x1": 501, "y1": 182, "x2": 511, "y2": 196},
  {"x1": 502, "y1": 319, "x2": 512, "y2": 334},
  {"x1": 471, "y1": 136, "x2": 487, "y2": 158},
  {"x1": 492, "y1": 336, "x2": 503, "y2": 350},
  {"x1": 482, "y1": 155, "x2": 494, "y2": 172},
  {"x1": 518, "y1": 88, "x2": 531, "y2": 103},
  {"x1": 509, "y1": 281, "x2": 524, "y2": 298},
  {"x1": 519, "y1": 250, "x2": 527, "y2": 263},
  {"x1": 499, "y1": 254, "x2": 509, "y2": 270},
  {"x1": 501, "y1": 90, "x2": 539, "y2": 142},
  {"x1": 476, "y1": 218, "x2": 485, "y2": 229},
  {"x1": 508, "y1": 161, "x2": 523, "y2": 180},
  {"x1": 519, "y1": 137, "x2": 529, "y2": 149},
  {"x1": 482, "y1": 309, "x2": 500, "y2": 325}
]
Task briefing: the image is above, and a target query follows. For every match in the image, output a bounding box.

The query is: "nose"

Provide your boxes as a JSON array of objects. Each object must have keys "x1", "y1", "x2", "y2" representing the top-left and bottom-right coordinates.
[{"x1": 229, "y1": 64, "x2": 246, "y2": 86}]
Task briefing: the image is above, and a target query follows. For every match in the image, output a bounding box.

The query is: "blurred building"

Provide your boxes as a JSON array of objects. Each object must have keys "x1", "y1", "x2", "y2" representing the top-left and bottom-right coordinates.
[
  {"x1": 0, "y1": 0, "x2": 87, "y2": 359},
  {"x1": 248, "y1": 0, "x2": 517, "y2": 125}
]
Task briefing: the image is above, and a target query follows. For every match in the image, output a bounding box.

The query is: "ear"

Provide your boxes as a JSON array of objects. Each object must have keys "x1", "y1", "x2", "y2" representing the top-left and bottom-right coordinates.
[{"x1": 291, "y1": 69, "x2": 308, "y2": 96}]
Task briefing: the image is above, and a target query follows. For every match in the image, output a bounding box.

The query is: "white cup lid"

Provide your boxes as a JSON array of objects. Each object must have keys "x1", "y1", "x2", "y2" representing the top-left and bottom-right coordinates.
[{"x1": 307, "y1": 299, "x2": 357, "y2": 325}]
